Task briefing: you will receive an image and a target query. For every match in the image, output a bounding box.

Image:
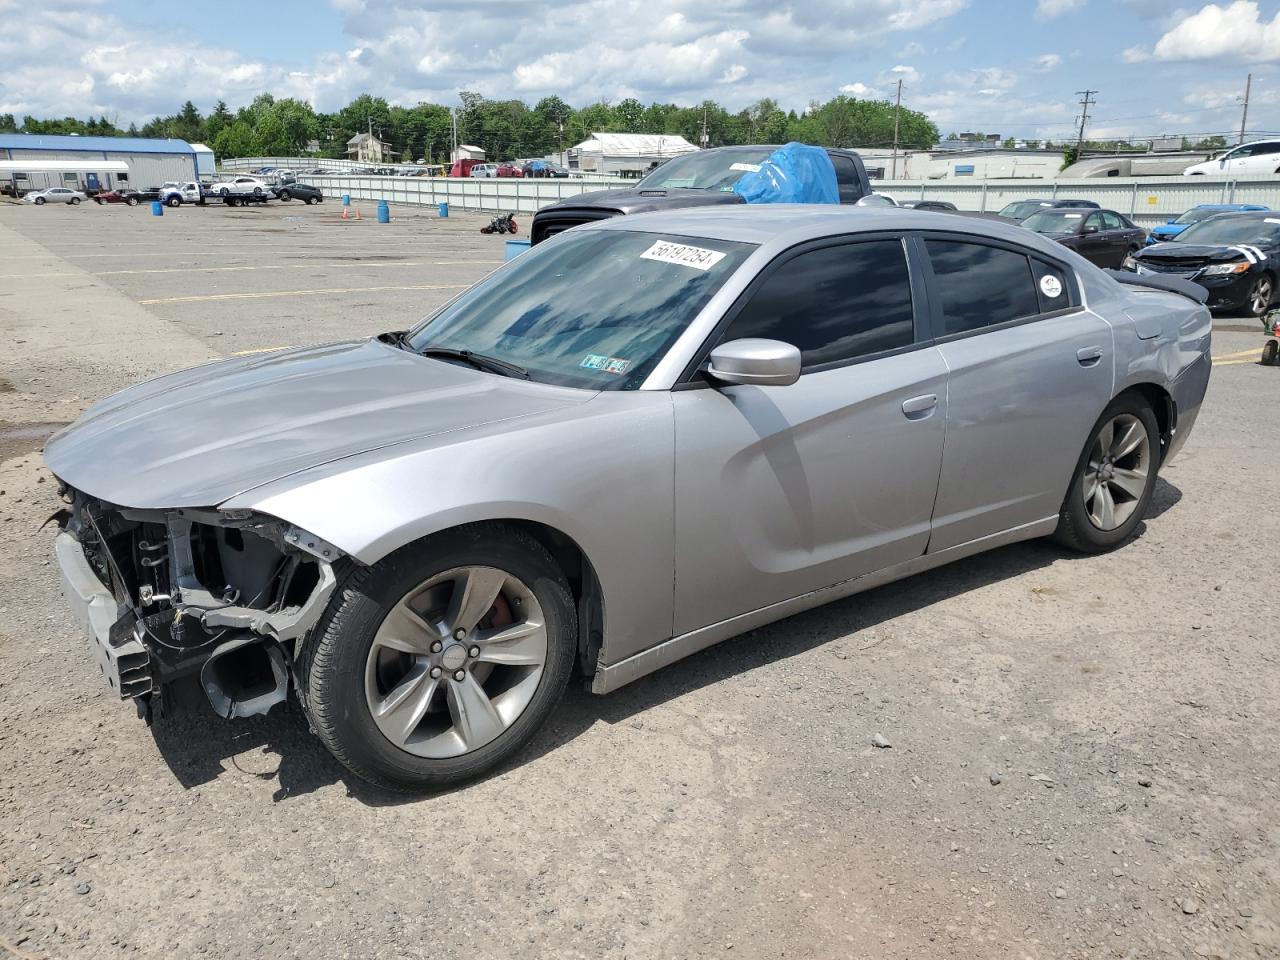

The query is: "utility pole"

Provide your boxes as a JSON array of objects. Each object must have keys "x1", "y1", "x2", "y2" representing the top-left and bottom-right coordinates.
[
  {"x1": 890, "y1": 78, "x2": 903, "y2": 180},
  {"x1": 1073, "y1": 89, "x2": 1096, "y2": 162},
  {"x1": 450, "y1": 107, "x2": 458, "y2": 164},
  {"x1": 700, "y1": 104, "x2": 709, "y2": 148},
  {"x1": 1238, "y1": 73, "x2": 1252, "y2": 144}
]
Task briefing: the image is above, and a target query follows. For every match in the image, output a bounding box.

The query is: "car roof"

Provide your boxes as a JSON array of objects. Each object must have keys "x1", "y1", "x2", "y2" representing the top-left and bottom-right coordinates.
[{"x1": 585, "y1": 204, "x2": 1074, "y2": 257}]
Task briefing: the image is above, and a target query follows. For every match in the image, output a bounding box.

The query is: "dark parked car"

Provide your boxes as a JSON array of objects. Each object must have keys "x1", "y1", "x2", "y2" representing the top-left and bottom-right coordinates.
[
  {"x1": 530, "y1": 144, "x2": 871, "y2": 244},
  {"x1": 998, "y1": 199, "x2": 1100, "y2": 222},
  {"x1": 1021, "y1": 208, "x2": 1146, "y2": 268},
  {"x1": 899, "y1": 199, "x2": 958, "y2": 212},
  {"x1": 93, "y1": 189, "x2": 145, "y2": 206},
  {"x1": 1125, "y1": 209, "x2": 1280, "y2": 317},
  {"x1": 274, "y1": 182, "x2": 324, "y2": 204}
]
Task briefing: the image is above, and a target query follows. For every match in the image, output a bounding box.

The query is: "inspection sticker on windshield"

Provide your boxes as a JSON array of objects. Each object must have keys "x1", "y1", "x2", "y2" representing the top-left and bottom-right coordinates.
[
  {"x1": 640, "y1": 240, "x2": 727, "y2": 271},
  {"x1": 730, "y1": 162, "x2": 762, "y2": 173},
  {"x1": 1040, "y1": 275, "x2": 1063, "y2": 298},
  {"x1": 580, "y1": 354, "x2": 631, "y2": 375},
  {"x1": 1063, "y1": 213, "x2": 1083, "y2": 219}
]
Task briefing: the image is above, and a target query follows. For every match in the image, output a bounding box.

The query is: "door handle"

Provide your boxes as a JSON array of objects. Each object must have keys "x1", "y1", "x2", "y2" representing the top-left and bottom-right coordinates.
[
  {"x1": 1076, "y1": 346, "x2": 1104, "y2": 366},
  {"x1": 902, "y1": 394, "x2": 938, "y2": 419}
]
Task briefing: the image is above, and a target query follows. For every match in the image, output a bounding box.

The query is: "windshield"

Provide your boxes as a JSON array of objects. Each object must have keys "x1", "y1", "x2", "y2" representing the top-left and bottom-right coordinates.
[
  {"x1": 1176, "y1": 217, "x2": 1280, "y2": 246},
  {"x1": 637, "y1": 148, "x2": 775, "y2": 191},
  {"x1": 1022, "y1": 210, "x2": 1086, "y2": 234},
  {"x1": 1173, "y1": 207, "x2": 1238, "y2": 225},
  {"x1": 405, "y1": 229, "x2": 755, "y2": 389},
  {"x1": 998, "y1": 201, "x2": 1051, "y2": 220}
]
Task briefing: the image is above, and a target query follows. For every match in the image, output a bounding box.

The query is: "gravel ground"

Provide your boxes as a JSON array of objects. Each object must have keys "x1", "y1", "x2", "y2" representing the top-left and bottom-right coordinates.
[{"x1": 1, "y1": 202, "x2": 1278, "y2": 960}]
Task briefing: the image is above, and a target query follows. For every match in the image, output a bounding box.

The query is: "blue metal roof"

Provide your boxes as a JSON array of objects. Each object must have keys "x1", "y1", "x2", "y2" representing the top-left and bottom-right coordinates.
[{"x1": 0, "y1": 134, "x2": 195, "y2": 155}]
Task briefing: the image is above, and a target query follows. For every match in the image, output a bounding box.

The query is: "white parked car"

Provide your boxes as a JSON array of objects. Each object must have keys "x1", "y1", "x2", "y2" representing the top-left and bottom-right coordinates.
[
  {"x1": 469, "y1": 164, "x2": 499, "y2": 178},
  {"x1": 1183, "y1": 139, "x2": 1280, "y2": 176},
  {"x1": 24, "y1": 187, "x2": 87, "y2": 205},
  {"x1": 206, "y1": 175, "x2": 271, "y2": 198}
]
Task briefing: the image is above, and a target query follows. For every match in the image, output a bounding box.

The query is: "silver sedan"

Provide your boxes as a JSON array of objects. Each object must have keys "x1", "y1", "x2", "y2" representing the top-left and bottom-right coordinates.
[{"x1": 46, "y1": 206, "x2": 1211, "y2": 791}]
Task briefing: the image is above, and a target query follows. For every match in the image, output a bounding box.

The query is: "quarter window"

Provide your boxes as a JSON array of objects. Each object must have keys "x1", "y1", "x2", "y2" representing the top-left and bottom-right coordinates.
[
  {"x1": 721, "y1": 240, "x2": 915, "y2": 368},
  {"x1": 924, "y1": 240, "x2": 1041, "y2": 335},
  {"x1": 830, "y1": 155, "x2": 862, "y2": 204}
]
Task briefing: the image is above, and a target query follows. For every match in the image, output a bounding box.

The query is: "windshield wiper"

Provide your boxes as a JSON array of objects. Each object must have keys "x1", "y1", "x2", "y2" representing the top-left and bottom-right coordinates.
[{"x1": 416, "y1": 346, "x2": 530, "y2": 380}]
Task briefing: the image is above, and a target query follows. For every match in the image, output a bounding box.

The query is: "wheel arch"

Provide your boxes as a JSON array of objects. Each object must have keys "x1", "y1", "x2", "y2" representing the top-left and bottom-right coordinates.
[{"x1": 1115, "y1": 381, "x2": 1175, "y2": 462}]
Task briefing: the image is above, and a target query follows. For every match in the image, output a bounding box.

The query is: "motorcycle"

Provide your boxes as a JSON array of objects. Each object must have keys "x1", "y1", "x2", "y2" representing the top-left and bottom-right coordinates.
[{"x1": 481, "y1": 212, "x2": 518, "y2": 235}]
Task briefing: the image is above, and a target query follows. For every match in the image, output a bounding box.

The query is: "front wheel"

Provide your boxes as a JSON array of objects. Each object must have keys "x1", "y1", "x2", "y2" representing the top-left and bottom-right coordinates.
[
  {"x1": 166, "y1": 196, "x2": 180, "y2": 207},
  {"x1": 1054, "y1": 395, "x2": 1159, "y2": 553},
  {"x1": 279, "y1": 191, "x2": 292, "y2": 201},
  {"x1": 1248, "y1": 274, "x2": 1274, "y2": 317},
  {"x1": 126, "y1": 196, "x2": 139, "y2": 206},
  {"x1": 299, "y1": 524, "x2": 576, "y2": 792},
  {"x1": 34, "y1": 197, "x2": 45, "y2": 205}
]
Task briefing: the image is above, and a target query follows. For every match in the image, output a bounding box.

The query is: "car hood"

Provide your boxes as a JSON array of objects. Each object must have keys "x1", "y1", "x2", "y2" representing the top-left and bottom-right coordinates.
[
  {"x1": 535, "y1": 187, "x2": 746, "y2": 217},
  {"x1": 1135, "y1": 242, "x2": 1258, "y2": 261},
  {"x1": 45, "y1": 339, "x2": 590, "y2": 510}
]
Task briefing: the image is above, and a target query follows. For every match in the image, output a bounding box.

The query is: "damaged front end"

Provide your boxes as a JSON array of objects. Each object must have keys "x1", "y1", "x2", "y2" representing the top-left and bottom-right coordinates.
[{"x1": 54, "y1": 484, "x2": 343, "y2": 721}]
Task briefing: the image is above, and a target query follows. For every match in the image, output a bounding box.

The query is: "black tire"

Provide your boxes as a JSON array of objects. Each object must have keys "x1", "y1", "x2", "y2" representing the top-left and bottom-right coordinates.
[
  {"x1": 279, "y1": 191, "x2": 292, "y2": 201},
  {"x1": 126, "y1": 196, "x2": 139, "y2": 206},
  {"x1": 1263, "y1": 339, "x2": 1279, "y2": 366},
  {"x1": 1247, "y1": 274, "x2": 1274, "y2": 317},
  {"x1": 70, "y1": 197, "x2": 80, "y2": 205},
  {"x1": 34, "y1": 197, "x2": 45, "y2": 205},
  {"x1": 305, "y1": 196, "x2": 316, "y2": 205},
  {"x1": 219, "y1": 187, "x2": 229, "y2": 197},
  {"x1": 1054, "y1": 393, "x2": 1160, "y2": 554},
  {"x1": 166, "y1": 195, "x2": 181, "y2": 207},
  {"x1": 299, "y1": 522, "x2": 576, "y2": 792},
  {"x1": 252, "y1": 186, "x2": 263, "y2": 197}
]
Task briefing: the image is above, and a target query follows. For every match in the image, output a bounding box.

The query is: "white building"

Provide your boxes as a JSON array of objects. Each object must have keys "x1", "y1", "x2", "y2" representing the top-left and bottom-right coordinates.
[
  {"x1": 568, "y1": 133, "x2": 699, "y2": 177},
  {"x1": 858, "y1": 148, "x2": 1067, "y2": 181},
  {"x1": 346, "y1": 133, "x2": 397, "y2": 164},
  {"x1": 0, "y1": 133, "x2": 201, "y2": 194}
]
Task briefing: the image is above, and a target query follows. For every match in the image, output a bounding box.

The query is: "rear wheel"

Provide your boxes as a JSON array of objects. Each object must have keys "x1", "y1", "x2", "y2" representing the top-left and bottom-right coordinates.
[
  {"x1": 1054, "y1": 394, "x2": 1159, "y2": 553},
  {"x1": 300, "y1": 524, "x2": 576, "y2": 792},
  {"x1": 1263, "y1": 339, "x2": 1279, "y2": 365},
  {"x1": 69, "y1": 197, "x2": 80, "y2": 205},
  {"x1": 126, "y1": 196, "x2": 138, "y2": 206}
]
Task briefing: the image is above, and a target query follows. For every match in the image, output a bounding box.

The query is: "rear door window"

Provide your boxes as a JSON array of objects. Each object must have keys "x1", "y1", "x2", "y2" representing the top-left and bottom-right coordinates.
[
  {"x1": 1101, "y1": 211, "x2": 1124, "y2": 230},
  {"x1": 923, "y1": 239, "x2": 1042, "y2": 335}
]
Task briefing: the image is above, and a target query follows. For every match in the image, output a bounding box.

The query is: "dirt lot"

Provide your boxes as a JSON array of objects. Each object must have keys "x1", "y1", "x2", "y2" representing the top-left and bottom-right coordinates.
[{"x1": 1, "y1": 200, "x2": 1278, "y2": 960}]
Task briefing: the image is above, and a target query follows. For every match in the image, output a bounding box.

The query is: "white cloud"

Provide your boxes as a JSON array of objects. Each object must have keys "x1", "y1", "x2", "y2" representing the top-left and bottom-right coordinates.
[
  {"x1": 1033, "y1": 53, "x2": 1062, "y2": 71},
  {"x1": 1035, "y1": 0, "x2": 1085, "y2": 18},
  {"x1": 1132, "y1": 1, "x2": 1280, "y2": 62},
  {"x1": 839, "y1": 82, "x2": 882, "y2": 97}
]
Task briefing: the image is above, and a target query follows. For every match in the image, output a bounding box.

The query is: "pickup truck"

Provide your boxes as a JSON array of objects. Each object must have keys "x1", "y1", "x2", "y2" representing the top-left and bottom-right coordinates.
[
  {"x1": 158, "y1": 182, "x2": 203, "y2": 207},
  {"x1": 530, "y1": 144, "x2": 872, "y2": 244}
]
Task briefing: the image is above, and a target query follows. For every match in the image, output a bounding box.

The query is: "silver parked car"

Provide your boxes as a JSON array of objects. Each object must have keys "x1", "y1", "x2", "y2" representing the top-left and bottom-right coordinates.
[
  {"x1": 24, "y1": 187, "x2": 87, "y2": 205},
  {"x1": 46, "y1": 207, "x2": 1211, "y2": 791}
]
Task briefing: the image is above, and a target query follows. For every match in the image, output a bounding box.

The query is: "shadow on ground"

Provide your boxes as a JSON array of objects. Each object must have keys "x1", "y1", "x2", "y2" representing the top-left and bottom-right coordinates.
[{"x1": 148, "y1": 482, "x2": 1181, "y2": 806}]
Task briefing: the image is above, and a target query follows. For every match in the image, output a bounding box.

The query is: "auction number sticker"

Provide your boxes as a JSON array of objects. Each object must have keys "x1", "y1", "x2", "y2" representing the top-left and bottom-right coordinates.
[
  {"x1": 729, "y1": 162, "x2": 762, "y2": 173},
  {"x1": 640, "y1": 240, "x2": 727, "y2": 271},
  {"x1": 1040, "y1": 275, "x2": 1063, "y2": 298}
]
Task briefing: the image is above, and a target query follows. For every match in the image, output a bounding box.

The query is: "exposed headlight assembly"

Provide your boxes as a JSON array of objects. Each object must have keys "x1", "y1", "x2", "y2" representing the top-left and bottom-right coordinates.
[{"x1": 1200, "y1": 262, "x2": 1251, "y2": 276}]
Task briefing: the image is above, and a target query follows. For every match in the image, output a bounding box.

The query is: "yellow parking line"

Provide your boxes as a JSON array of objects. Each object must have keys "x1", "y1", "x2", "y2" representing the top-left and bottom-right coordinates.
[
  {"x1": 138, "y1": 283, "x2": 467, "y2": 304},
  {"x1": 1213, "y1": 346, "x2": 1264, "y2": 361},
  {"x1": 232, "y1": 346, "x2": 291, "y2": 356},
  {"x1": 1213, "y1": 357, "x2": 1262, "y2": 367}
]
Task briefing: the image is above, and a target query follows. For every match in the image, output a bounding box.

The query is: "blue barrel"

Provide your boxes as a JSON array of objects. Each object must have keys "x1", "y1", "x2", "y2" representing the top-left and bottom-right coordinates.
[
  {"x1": 150, "y1": 200, "x2": 163, "y2": 216},
  {"x1": 342, "y1": 193, "x2": 350, "y2": 206},
  {"x1": 377, "y1": 199, "x2": 390, "y2": 224},
  {"x1": 438, "y1": 201, "x2": 449, "y2": 218},
  {"x1": 504, "y1": 238, "x2": 531, "y2": 261}
]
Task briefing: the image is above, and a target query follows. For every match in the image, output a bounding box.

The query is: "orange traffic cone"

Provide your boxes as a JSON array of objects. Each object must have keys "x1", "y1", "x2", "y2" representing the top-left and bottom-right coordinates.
[
  {"x1": 354, "y1": 207, "x2": 361, "y2": 220},
  {"x1": 341, "y1": 207, "x2": 349, "y2": 220}
]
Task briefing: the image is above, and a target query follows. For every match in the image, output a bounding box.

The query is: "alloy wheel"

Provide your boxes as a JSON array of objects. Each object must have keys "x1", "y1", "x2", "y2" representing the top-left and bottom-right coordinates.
[
  {"x1": 363, "y1": 565, "x2": 548, "y2": 758},
  {"x1": 1083, "y1": 412, "x2": 1151, "y2": 531},
  {"x1": 1253, "y1": 277, "x2": 1273, "y2": 315}
]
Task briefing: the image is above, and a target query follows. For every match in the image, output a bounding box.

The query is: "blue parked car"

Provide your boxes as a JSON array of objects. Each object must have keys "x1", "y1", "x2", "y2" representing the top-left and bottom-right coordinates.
[{"x1": 1146, "y1": 203, "x2": 1269, "y2": 244}]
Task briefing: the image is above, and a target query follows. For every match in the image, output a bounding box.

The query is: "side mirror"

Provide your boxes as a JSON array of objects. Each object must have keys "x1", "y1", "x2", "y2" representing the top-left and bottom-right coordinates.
[
  {"x1": 707, "y1": 338, "x2": 801, "y2": 387},
  {"x1": 1219, "y1": 158, "x2": 1226, "y2": 167},
  {"x1": 1082, "y1": 224, "x2": 1099, "y2": 234}
]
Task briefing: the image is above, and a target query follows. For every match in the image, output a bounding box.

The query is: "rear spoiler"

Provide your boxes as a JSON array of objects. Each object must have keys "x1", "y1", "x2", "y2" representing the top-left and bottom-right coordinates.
[{"x1": 1104, "y1": 269, "x2": 1208, "y2": 304}]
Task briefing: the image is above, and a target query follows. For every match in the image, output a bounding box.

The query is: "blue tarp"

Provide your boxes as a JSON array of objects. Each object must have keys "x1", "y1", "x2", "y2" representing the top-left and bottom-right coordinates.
[
  {"x1": 732, "y1": 142, "x2": 839, "y2": 205},
  {"x1": 528, "y1": 159, "x2": 549, "y2": 170}
]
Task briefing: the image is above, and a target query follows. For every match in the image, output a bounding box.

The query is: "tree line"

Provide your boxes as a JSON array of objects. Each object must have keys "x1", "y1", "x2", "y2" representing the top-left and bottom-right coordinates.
[{"x1": 0, "y1": 92, "x2": 939, "y2": 162}]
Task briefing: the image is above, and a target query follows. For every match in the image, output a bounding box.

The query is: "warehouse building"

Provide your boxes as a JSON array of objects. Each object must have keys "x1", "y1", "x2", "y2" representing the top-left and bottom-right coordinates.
[
  {"x1": 0, "y1": 134, "x2": 201, "y2": 195},
  {"x1": 567, "y1": 133, "x2": 699, "y2": 177}
]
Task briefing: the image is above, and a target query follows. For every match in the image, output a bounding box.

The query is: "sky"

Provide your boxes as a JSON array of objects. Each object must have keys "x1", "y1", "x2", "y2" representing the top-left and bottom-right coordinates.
[{"x1": 3, "y1": 0, "x2": 1280, "y2": 141}]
